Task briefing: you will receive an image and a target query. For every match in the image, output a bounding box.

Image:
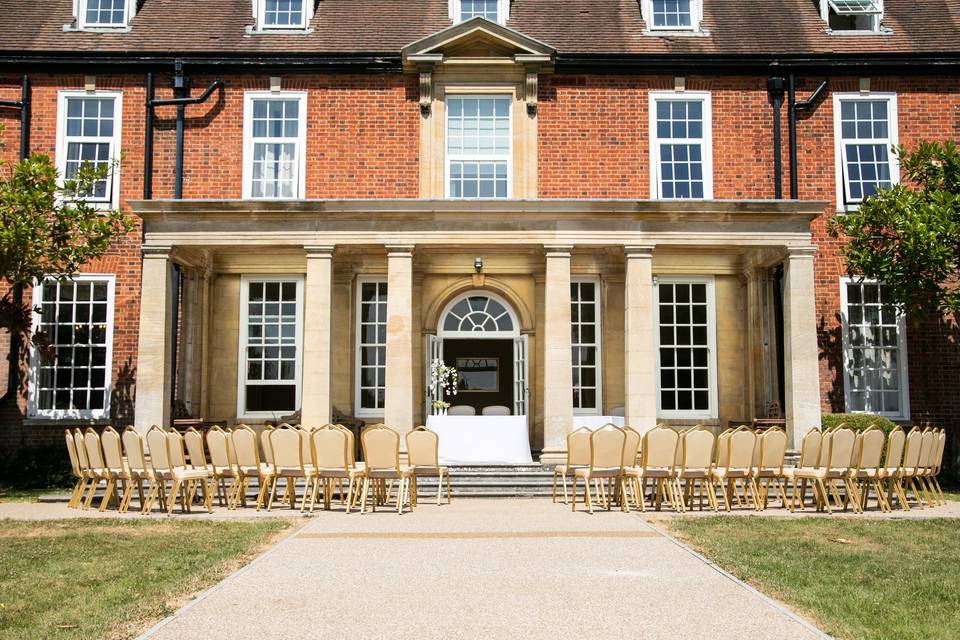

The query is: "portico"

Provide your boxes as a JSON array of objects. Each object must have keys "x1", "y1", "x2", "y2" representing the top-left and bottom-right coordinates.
[{"x1": 131, "y1": 198, "x2": 826, "y2": 455}]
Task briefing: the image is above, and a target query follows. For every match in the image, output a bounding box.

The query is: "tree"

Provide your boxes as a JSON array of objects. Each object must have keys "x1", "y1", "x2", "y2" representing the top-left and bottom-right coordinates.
[
  {"x1": 830, "y1": 141, "x2": 960, "y2": 320},
  {"x1": 0, "y1": 134, "x2": 133, "y2": 399}
]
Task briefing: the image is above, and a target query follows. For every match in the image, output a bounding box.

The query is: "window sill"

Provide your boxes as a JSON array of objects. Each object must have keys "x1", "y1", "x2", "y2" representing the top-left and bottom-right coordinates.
[
  {"x1": 825, "y1": 28, "x2": 893, "y2": 36},
  {"x1": 245, "y1": 25, "x2": 314, "y2": 35},
  {"x1": 642, "y1": 29, "x2": 711, "y2": 38},
  {"x1": 23, "y1": 417, "x2": 111, "y2": 427},
  {"x1": 63, "y1": 25, "x2": 132, "y2": 33}
]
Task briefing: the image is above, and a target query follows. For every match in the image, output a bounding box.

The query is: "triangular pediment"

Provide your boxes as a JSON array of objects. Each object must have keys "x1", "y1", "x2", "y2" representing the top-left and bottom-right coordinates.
[{"x1": 402, "y1": 17, "x2": 555, "y2": 70}]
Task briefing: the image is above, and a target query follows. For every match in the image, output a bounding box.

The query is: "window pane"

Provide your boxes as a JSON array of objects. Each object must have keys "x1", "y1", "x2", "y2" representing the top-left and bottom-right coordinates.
[
  {"x1": 458, "y1": 0, "x2": 500, "y2": 22},
  {"x1": 85, "y1": 0, "x2": 127, "y2": 26},
  {"x1": 447, "y1": 96, "x2": 511, "y2": 199},
  {"x1": 844, "y1": 281, "x2": 903, "y2": 415},
  {"x1": 244, "y1": 279, "x2": 300, "y2": 413},
  {"x1": 249, "y1": 98, "x2": 301, "y2": 199},
  {"x1": 654, "y1": 99, "x2": 706, "y2": 200},
  {"x1": 651, "y1": 0, "x2": 693, "y2": 28},
  {"x1": 840, "y1": 99, "x2": 894, "y2": 204},
  {"x1": 263, "y1": 0, "x2": 305, "y2": 26},
  {"x1": 657, "y1": 282, "x2": 712, "y2": 415},
  {"x1": 357, "y1": 281, "x2": 388, "y2": 411}
]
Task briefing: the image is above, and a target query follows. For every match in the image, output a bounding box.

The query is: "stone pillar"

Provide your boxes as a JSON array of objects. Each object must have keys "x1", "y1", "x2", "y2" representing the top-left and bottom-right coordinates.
[
  {"x1": 782, "y1": 246, "x2": 821, "y2": 447},
  {"x1": 744, "y1": 265, "x2": 763, "y2": 420},
  {"x1": 134, "y1": 246, "x2": 175, "y2": 435},
  {"x1": 384, "y1": 245, "x2": 415, "y2": 435},
  {"x1": 624, "y1": 246, "x2": 657, "y2": 433},
  {"x1": 541, "y1": 245, "x2": 574, "y2": 461},
  {"x1": 300, "y1": 246, "x2": 335, "y2": 427}
]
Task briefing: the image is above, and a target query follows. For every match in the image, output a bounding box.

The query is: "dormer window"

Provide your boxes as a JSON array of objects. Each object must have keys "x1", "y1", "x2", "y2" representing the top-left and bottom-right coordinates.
[
  {"x1": 821, "y1": 0, "x2": 885, "y2": 33},
  {"x1": 450, "y1": 0, "x2": 508, "y2": 25},
  {"x1": 253, "y1": 0, "x2": 312, "y2": 31},
  {"x1": 642, "y1": 0, "x2": 703, "y2": 32},
  {"x1": 77, "y1": 0, "x2": 134, "y2": 30}
]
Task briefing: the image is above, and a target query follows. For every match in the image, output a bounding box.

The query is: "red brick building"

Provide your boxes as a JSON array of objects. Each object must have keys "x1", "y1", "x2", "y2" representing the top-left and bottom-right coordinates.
[{"x1": 1, "y1": 0, "x2": 958, "y2": 464}]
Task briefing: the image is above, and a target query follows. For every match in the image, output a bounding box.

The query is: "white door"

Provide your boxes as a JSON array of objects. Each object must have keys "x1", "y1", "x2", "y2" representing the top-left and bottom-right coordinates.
[
  {"x1": 426, "y1": 334, "x2": 443, "y2": 416},
  {"x1": 513, "y1": 335, "x2": 529, "y2": 416}
]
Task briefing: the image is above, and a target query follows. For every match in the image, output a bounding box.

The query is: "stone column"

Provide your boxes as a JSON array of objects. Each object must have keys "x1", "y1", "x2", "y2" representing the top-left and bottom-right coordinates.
[
  {"x1": 134, "y1": 246, "x2": 175, "y2": 435},
  {"x1": 384, "y1": 245, "x2": 415, "y2": 436},
  {"x1": 743, "y1": 265, "x2": 763, "y2": 420},
  {"x1": 624, "y1": 246, "x2": 657, "y2": 433},
  {"x1": 541, "y1": 245, "x2": 574, "y2": 461},
  {"x1": 300, "y1": 245, "x2": 335, "y2": 427},
  {"x1": 782, "y1": 246, "x2": 821, "y2": 447}
]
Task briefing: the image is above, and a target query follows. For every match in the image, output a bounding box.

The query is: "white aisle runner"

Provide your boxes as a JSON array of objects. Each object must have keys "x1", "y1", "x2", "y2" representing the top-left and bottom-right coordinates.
[{"x1": 425, "y1": 415, "x2": 534, "y2": 464}]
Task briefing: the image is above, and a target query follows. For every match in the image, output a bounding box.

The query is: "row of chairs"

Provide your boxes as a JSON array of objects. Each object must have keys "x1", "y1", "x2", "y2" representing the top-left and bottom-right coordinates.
[
  {"x1": 64, "y1": 424, "x2": 452, "y2": 515},
  {"x1": 552, "y1": 423, "x2": 948, "y2": 514}
]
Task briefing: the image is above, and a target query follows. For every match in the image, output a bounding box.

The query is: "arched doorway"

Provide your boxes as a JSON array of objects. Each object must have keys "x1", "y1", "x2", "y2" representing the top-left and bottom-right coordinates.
[{"x1": 427, "y1": 291, "x2": 528, "y2": 418}]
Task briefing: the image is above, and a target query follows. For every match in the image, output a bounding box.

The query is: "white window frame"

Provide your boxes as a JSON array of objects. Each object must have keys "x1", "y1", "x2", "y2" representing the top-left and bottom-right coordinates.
[
  {"x1": 449, "y1": 0, "x2": 509, "y2": 24},
  {"x1": 444, "y1": 94, "x2": 513, "y2": 200},
  {"x1": 251, "y1": 0, "x2": 313, "y2": 31},
  {"x1": 649, "y1": 91, "x2": 713, "y2": 200},
  {"x1": 832, "y1": 92, "x2": 899, "y2": 211},
  {"x1": 237, "y1": 275, "x2": 305, "y2": 421},
  {"x1": 55, "y1": 90, "x2": 123, "y2": 209},
  {"x1": 821, "y1": 0, "x2": 884, "y2": 33},
  {"x1": 28, "y1": 274, "x2": 116, "y2": 420},
  {"x1": 75, "y1": 0, "x2": 135, "y2": 30},
  {"x1": 642, "y1": 0, "x2": 704, "y2": 32},
  {"x1": 839, "y1": 277, "x2": 910, "y2": 420},
  {"x1": 572, "y1": 276, "x2": 603, "y2": 416},
  {"x1": 241, "y1": 91, "x2": 308, "y2": 200},
  {"x1": 654, "y1": 276, "x2": 718, "y2": 420},
  {"x1": 354, "y1": 276, "x2": 388, "y2": 419}
]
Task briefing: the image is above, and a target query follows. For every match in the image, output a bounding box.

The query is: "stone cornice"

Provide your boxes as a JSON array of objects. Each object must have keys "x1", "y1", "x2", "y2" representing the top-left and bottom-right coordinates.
[{"x1": 131, "y1": 198, "x2": 827, "y2": 221}]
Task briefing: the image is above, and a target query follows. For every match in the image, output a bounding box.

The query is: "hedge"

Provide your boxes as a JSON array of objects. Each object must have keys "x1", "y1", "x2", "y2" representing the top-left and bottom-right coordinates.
[{"x1": 821, "y1": 413, "x2": 901, "y2": 435}]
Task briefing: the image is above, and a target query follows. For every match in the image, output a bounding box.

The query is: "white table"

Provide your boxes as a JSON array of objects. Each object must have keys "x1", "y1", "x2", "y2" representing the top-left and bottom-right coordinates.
[
  {"x1": 572, "y1": 415, "x2": 626, "y2": 430},
  {"x1": 425, "y1": 415, "x2": 534, "y2": 464}
]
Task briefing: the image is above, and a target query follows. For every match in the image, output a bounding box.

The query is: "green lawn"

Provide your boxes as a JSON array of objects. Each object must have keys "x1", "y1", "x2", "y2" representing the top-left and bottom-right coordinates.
[
  {"x1": 666, "y1": 517, "x2": 960, "y2": 640},
  {"x1": 0, "y1": 518, "x2": 292, "y2": 640}
]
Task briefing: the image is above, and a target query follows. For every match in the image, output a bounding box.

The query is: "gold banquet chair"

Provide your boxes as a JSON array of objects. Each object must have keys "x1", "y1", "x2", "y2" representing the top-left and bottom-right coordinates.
[
  {"x1": 308, "y1": 425, "x2": 364, "y2": 512},
  {"x1": 751, "y1": 428, "x2": 789, "y2": 511},
  {"x1": 359, "y1": 425, "x2": 415, "y2": 514},
  {"x1": 205, "y1": 426, "x2": 240, "y2": 508},
  {"x1": 850, "y1": 426, "x2": 890, "y2": 512},
  {"x1": 628, "y1": 425, "x2": 681, "y2": 512},
  {"x1": 63, "y1": 430, "x2": 87, "y2": 509},
  {"x1": 898, "y1": 427, "x2": 928, "y2": 508},
  {"x1": 99, "y1": 426, "x2": 132, "y2": 513},
  {"x1": 81, "y1": 428, "x2": 111, "y2": 510},
  {"x1": 120, "y1": 427, "x2": 153, "y2": 514},
  {"x1": 782, "y1": 427, "x2": 823, "y2": 511},
  {"x1": 165, "y1": 429, "x2": 215, "y2": 514},
  {"x1": 879, "y1": 426, "x2": 908, "y2": 510},
  {"x1": 620, "y1": 427, "x2": 642, "y2": 507},
  {"x1": 552, "y1": 427, "x2": 591, "y2": 504},
  {"x1": 268, "y1": 425, "x2": 316, "y2": 512},
  {"x1": 232, "y1": 425, "x2": 275, "y2": 510},
  {"x1": 916, "y1": 428, "x2": 941, "y2": 507},
  {"x1": 711, "y1": 427, "x2": 757, "y2": 511},
  {"x1": 407, "y1": 426, "x2": 452, "y2": 506},
  {"x1": 572, "y1": 424, "x2": 627, "y2": 514},
  {"x1": 676, "y1": 428, "x2": 718, "y2": 512},
  {"x1": 928, "y1": 429, "x2": 948, "y2": 505}
]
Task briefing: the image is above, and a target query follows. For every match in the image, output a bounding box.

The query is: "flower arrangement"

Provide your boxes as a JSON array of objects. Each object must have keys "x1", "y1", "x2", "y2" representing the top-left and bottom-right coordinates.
[{"x1": 429, "y1": 358, "x2": 459, "y2": 415}]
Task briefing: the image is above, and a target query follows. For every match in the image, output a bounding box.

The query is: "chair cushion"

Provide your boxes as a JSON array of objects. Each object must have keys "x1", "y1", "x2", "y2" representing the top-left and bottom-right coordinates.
[
  {"x1": 172, "y1": 467, "x2": 212, "y2": 481},
  {"x1": 574, "y1": 467, "x2": 621, "y2": 479},
  {"x1": 712, "y1": 467, "x2": 750, "y2": 479}
]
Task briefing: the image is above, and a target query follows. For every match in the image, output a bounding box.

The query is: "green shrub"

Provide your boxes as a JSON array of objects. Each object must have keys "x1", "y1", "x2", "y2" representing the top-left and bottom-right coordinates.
[
  {"x1": 0, "y1": 445, "x2": 73, "y2": 490},
  {"x1": 822, "y1": 413, "x2": 901, "y2": 435}
]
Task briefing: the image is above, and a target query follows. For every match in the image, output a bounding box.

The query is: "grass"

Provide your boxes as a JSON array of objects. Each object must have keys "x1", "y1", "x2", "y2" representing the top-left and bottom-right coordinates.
[
  {"x1": 666, "y1": 517, "x2": 960, "y2": 640},
  {"x1": 0, "y1": 485, "x2": 66, "y2": 503},
  {"x1": 0, "y1": 518, "x2": 292, "y2": 640}
]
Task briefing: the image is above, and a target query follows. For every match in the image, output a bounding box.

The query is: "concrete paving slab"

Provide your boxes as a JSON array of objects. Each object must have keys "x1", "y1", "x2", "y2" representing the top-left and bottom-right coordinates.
[{"x1": 137, "y1": 500, "x2": 828, "y2": 640}]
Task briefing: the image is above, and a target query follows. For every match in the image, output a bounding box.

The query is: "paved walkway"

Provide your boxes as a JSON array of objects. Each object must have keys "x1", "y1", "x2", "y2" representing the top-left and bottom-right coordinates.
[{"x1": 133, "y1": 500, "x2": 827, "y2": 640}]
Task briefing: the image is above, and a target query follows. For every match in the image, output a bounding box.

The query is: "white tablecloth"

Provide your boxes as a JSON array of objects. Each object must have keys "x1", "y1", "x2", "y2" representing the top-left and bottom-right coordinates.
[
  {"x1": 572, "y1": 416, "x2": 626, "y2": 430},
  {"x1": 425, "y1": 415, "x2": 534, "y2": 464}
]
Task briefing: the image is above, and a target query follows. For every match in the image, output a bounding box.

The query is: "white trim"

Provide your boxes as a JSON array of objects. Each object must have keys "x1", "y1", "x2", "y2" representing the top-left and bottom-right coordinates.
[
  {"x1": 76, "y1": 0, "x2": 136, "y2": 30},
  {"x1": 832, "y1": 92, "x2": 899, "y2": 211},
  {"x1": 642, "y1": 0, "x2": 703, "y2": 32},
  {"x1": 241, "y1": 91, "x2": 308, "y2": 200},
  {"x1": 839, "y1": 277, "x2": 910, "y2": 420},
  {"x1": 572, "y1": 276, "x2": 603, "y2": 416},
  {"x1": 236, "y1": 275, "x2": 305, "y2": 421},
  {"x1": 437, "y1": 290, "x2": 520, "y2": 339},
  {"x1": 649, "y1": 91, "x2": 713, "y2": 200},
  {"x1": 449, "y1": 0, "x2": 509, "y2": 25},
  {"x1": 27, "y1": 274, "x2": 116, "y2": 420},
  {"x1": 55, "y1": 90, "x2": 123, "y2": 209},
  {"x1": 654, "y1": 276, "x2": 718, "y2": 420},
  {"x1": 354, "y1": 276, "x2": 388, "y2": 419},
  {"x1": 444, "y1": 94, "x2": 514, "y2": 200},
  {"x1": 252, "y1": 0, "x2": 313, "y2": 31}
]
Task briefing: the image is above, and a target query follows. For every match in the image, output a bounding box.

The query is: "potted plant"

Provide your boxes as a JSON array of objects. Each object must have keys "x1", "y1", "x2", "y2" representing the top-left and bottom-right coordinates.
[{"x1": 429, "y1": 359, "x2": 459, "y2": 416}]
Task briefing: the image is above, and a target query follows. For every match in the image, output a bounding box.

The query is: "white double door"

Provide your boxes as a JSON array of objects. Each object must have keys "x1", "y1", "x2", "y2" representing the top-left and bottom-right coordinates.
[{"x1": 426, "y1": 335, "x2": 529, "y2": 418}]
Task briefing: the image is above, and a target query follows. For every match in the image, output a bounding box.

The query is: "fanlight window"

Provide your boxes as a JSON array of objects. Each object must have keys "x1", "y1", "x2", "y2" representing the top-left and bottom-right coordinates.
[{"x1": 442, "y1": 295, "x2": 514, "y2": 333}]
